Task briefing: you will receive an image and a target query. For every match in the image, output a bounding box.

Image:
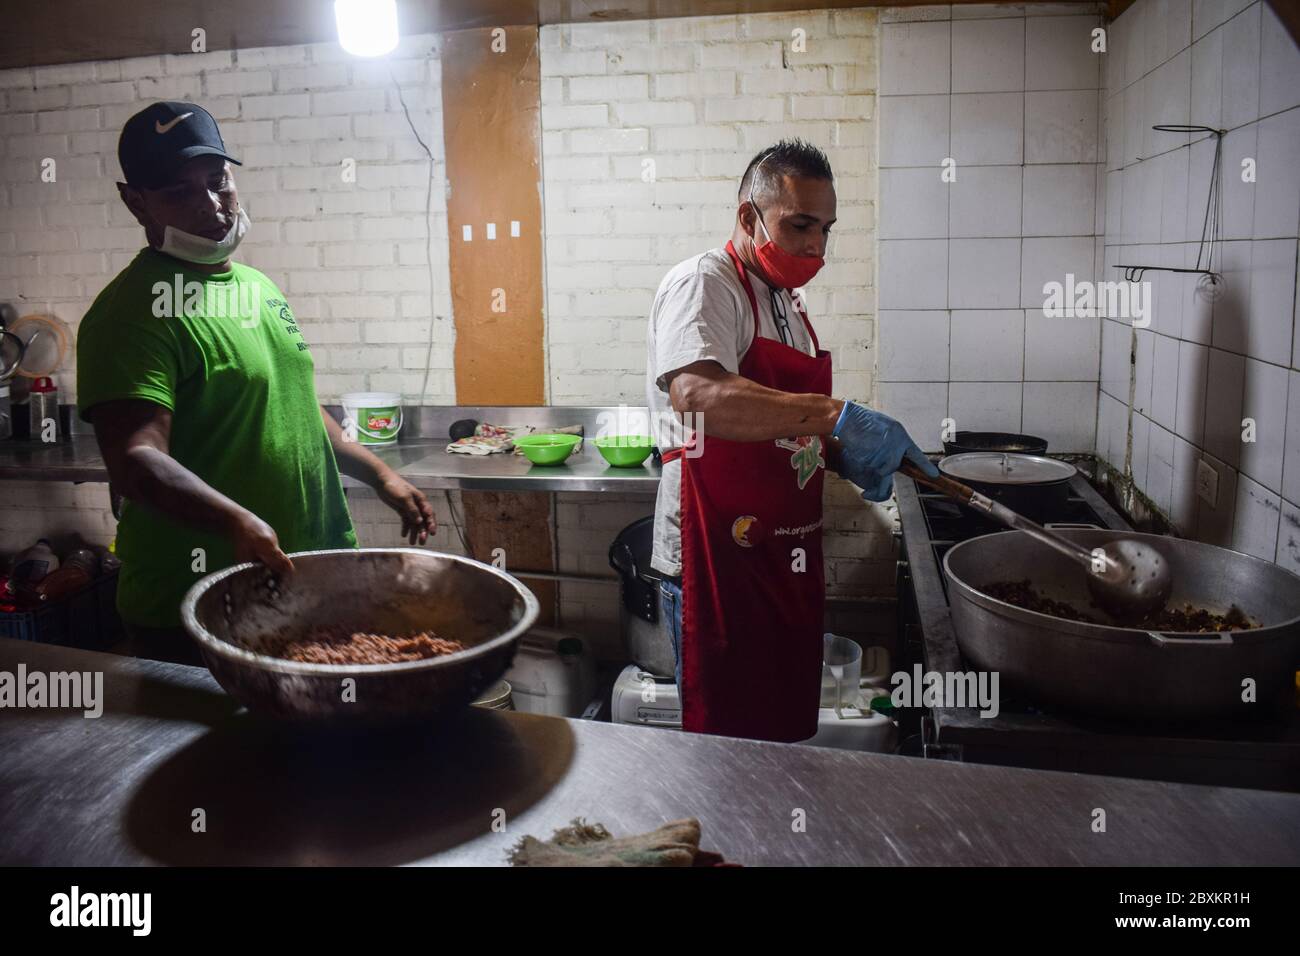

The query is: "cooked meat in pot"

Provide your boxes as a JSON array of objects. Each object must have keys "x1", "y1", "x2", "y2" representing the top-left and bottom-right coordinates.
[
  {"x1": 270, "y1": 626, "x2": 467, "y2": 664},
  {"x1": 984, "y1": 579, "x2": 1256, "y2": 632}
]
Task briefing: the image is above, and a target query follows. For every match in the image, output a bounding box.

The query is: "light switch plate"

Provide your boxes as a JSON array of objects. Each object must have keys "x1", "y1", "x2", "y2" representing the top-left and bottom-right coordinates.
[{"x1": 1196, "y1": 459, "x2": 1219, "y2": 507}]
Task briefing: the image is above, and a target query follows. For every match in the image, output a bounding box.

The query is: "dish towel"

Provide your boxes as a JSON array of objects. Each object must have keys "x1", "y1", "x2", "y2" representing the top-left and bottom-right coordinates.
[
  {"x1": 507, "y1": 817, "x2": 736, "y2": 867},
  {"x1": 445, "y1": 422, "x2": 532, "y2": 456}
]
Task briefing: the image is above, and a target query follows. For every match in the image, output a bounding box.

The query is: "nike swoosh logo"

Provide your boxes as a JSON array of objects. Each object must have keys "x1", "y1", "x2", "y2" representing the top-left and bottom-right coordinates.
[{"x1": 154, "y1": 113, "x2": 193, "y2": 134}]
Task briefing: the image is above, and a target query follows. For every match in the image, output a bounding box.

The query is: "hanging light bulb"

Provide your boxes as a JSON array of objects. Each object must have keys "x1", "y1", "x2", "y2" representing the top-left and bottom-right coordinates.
[{"x1": 335, "y1": 0, "x2": 399, "y2": 57}]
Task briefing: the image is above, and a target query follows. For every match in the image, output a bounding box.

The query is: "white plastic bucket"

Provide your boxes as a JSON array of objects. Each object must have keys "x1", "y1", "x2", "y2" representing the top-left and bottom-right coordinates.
[
  {"x1": 341, "y1": 391, "x2": 403, "y2": 446},
  {"x1": 472, "y1": 680, "x2": 514, "y2": 711}
]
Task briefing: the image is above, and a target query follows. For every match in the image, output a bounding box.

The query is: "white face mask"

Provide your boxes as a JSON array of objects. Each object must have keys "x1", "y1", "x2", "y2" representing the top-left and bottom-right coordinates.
[{"x1": 155, "y1": 206, "x2": 250, "y2": 265}]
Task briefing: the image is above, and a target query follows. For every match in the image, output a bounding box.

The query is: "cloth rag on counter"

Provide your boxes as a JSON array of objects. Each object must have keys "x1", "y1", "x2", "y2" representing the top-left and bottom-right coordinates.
[
  {"x1": 507, "y1": 817, "x2": 735, "y2": 867},
  {"x1": 445, "y1": 423, "x2": 585, "y2": 456},
  {"x1": 445, "y1": 422, "x2": 528, "y2": 456}
]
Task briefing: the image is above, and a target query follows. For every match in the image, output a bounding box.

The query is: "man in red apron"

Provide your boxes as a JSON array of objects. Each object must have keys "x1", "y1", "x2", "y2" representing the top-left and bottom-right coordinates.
[{"x1": 646, "y1": 140, "x2": 937, "y2": 743}]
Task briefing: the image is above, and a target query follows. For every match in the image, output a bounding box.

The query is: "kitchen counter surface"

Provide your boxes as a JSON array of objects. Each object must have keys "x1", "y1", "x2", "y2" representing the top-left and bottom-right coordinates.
[
  {"x1": 3, "y1": 638, "x2": 1298, "y2": 867},
  {"x1": 0, "y1": 429, "x2": 660, "y2": 493},
  {"x1": 0, "y1": 434, "x2": 660, "y2": 492}
]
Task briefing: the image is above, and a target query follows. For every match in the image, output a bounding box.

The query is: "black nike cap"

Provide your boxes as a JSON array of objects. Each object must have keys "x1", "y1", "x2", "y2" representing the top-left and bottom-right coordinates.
[{"x1": 117, "y1": 101, "x2": 242, "y2": 190}]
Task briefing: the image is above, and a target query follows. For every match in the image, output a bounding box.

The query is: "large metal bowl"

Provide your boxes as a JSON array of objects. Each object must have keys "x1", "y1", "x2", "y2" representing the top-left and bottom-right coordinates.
[
  {"x1": 943, "y1": 530, "x2": 1300, "y2": 721},
  {"x1": 181, "y1": 548, "x2": 540, "y2": 724}
]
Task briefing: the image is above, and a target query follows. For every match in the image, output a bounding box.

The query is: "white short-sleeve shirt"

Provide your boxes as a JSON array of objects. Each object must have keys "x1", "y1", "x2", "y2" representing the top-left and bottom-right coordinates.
[{"x1": 645, "y1": 247, "x2": 815, "y2": 577}]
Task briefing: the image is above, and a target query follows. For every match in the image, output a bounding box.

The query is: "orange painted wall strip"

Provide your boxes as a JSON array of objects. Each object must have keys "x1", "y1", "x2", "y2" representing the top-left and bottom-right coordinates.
[
  {"x1": 440, "y1": 26, "x2": 546, "y2": 406},
  {"x1": 440, "y1": 27, "x2": 556, "y2": 626}
]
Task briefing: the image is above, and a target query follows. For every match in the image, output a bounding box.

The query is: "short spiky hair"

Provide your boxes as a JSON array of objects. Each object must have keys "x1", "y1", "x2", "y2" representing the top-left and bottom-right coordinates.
[{"x1": 738, "y1": 139, "x2": 834, "y2": 204}]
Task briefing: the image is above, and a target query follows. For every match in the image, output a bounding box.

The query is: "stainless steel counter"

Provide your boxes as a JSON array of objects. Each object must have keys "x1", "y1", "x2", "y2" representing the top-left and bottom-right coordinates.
[
  {"x1": 0, "y1": 406, "x2": 662, "y2": 493},
  {"x1": 2, "y1": 638, "x2": 1298, "y2": 866}
]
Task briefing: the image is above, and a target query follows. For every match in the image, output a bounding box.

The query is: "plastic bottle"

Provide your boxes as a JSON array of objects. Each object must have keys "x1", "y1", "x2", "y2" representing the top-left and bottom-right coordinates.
[
  {"x1": 7, "y1": 538, "x2": 59, "y2": 598},
  {"x1": 33, "y1": 567, "x2": 91, "y2": 602},
  {"x1": 33, "y1": 547, "x2": 97, "y2": 602},
  {"x1": 28, "y1": 376, "x2": 59, "y2": 443},
  {"x1": 62, "y1": 548, "x2": 99, "y2": 577}
]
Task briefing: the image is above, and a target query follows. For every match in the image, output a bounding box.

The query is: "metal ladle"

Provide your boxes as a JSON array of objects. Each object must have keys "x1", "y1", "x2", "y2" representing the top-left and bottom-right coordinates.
[{"x1": 898, "y1": 461, "x2": 1172, "y2": 620}]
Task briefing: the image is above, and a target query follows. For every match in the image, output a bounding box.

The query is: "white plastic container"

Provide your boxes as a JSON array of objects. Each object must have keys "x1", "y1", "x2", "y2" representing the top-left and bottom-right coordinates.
[
  {"x1": 471, "y1": 680, "x2": 514, "y2": 711},
  {"x1": 803, "y1": 683, "x2": 898, "y2": 753},
  {"x1": 610, "y1": 664, "x2": 682, "y2": 728},
  {"x1": 502, "y1": 627, "x2": 596, "y2": 717},
  {"x1": 340, "y1": 391, "x2": 403, "y2": 446},
  {"x1": 821, "y1": 633, "x2": 862, "y2": 709}
]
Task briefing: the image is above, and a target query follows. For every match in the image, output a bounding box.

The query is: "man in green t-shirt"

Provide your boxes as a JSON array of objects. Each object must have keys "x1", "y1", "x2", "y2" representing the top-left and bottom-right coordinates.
[{"x1": 76, "y1": 101, "x2": 435, "y2": 666}]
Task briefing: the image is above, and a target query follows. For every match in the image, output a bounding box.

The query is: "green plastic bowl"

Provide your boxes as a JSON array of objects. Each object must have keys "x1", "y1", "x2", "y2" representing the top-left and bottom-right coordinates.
[
  {"x1": 593, "y1": 435, "x2": 654, "y2": 467},
  {"x1": 515, "y1": 433, "x2": 581, "y2": 465}
]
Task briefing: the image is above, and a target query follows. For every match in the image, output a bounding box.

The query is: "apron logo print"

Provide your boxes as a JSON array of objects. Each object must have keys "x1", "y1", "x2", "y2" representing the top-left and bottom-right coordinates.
[
  {"x1": 774, "y1": 435, "x2": 825, "y2": 490},
  {"x1": 731, "y1": 515, "x2": 759, "y2": 548}
]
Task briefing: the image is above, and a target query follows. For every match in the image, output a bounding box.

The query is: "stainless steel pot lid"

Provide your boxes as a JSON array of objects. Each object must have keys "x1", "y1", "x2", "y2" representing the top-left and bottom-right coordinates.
[{"x1": 938, "y1": 452, "x2": 1076, "y2": 485}]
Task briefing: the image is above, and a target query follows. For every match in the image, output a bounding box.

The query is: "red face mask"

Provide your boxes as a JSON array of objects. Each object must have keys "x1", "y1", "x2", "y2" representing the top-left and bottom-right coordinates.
[{"x1": 750, "y1": 201, "x2": 824, "y2": 289}]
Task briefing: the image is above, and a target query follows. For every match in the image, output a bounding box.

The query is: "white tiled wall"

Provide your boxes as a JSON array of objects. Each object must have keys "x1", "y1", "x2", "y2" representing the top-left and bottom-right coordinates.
[
  {"x1": 875, "y1": 3, "x2": 1107, "y2": 452},
  {"x1": 1098, "y1": 0, "x2": 1300, "y2": 571}
]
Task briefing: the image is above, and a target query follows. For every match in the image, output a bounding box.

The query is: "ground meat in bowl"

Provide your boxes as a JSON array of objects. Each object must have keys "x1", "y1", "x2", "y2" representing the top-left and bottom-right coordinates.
[
  {"x1": 269, "y1": 626, "x2": 467, "y2": 664},
  {"x1": 983, "y1": 580, "x2": 1257, "y2": 632}
]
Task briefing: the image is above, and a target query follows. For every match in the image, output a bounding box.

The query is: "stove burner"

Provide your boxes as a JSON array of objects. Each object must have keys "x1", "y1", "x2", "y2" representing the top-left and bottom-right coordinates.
[{"x1": 894, "y1": 471, "x2": 1300, "y2": 791}]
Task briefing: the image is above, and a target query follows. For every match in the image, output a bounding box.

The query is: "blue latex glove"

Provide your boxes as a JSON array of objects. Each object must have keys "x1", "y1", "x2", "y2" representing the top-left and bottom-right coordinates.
[{"x1": 831, "y1": 401, "x2": 939, "y2": 501}]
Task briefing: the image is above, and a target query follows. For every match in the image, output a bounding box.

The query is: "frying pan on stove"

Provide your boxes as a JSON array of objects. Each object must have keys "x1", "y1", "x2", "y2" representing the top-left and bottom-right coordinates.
[
  {"x1": 938, "y1": 452, "x2": 1076, "y2": 524},
  {"x1": 942, "y1": 430, "x2": 1048, "y2": 457}
]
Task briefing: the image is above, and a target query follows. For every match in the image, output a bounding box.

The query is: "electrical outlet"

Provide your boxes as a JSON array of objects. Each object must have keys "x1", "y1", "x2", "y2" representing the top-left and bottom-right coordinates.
[{"x1": 1196, "y1": 459, "x2": 1219, "y2": 507}]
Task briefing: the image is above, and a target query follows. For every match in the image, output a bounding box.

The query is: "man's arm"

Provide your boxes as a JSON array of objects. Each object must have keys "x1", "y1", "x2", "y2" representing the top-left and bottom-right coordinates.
[
  {"x1": 319, "y1": 405, "x2": 397, "y2": 488},
  {"x1": 666, "y1": 360, "x2": 844, "y2": 443},
  {"x1": 90, "y1": 399, "x2": 294, "y2": 574},
  {"x1": 319, "y1": 405, "x2": 436, "y2": 545}
]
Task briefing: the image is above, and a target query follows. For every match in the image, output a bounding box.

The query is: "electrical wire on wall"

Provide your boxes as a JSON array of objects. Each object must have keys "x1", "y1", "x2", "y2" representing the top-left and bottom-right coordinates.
[
  {"x1": 1115, "y1": 125, "x2": 1224, "y2": 299},
  {"x1": 390, "y1": 53, "x2": 471, "y2": 557},
  {"x1": 389, "y1": 58, "x2": 440, "y2": 404},
  {"x1": 443, "y1": 488, "x2": 470, "y2": 555}
]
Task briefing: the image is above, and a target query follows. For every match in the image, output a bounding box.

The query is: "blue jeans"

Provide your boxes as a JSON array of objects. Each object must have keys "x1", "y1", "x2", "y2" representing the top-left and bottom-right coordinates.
[{"x1": 658, "y1": 576, "x2": 684, "y2": 691}]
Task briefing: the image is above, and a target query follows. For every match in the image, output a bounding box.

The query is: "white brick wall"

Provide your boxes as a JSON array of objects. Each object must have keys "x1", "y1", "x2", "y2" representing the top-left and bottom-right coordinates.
[
  {"x1": 0, "y1": 34, "x2": 460, "y2": 608},
  {"x1": 539, "y1": 9, "x2": 879, "y2": 407},
  {"x1": 346, "y1": 485, "x2": 469, "y2": 555},
  {"x1": 0, "y1": 31, "x2": 455, "y2": 409},
  {"x1": 0, "y1": 481, "x2": 118, "y2": 553}
]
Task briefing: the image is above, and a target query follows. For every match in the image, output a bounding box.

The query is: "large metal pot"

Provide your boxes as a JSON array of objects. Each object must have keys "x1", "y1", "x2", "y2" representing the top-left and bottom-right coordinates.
[
  {"x1": 181, "y1": 548, "x2": 540, "y2": 724},
  {"x1": 939, "y1": 452, "x2": 1076, "y2": 523},
  {"x1": 609, "y1": 516, "x2": 675, "y2": 678},
  {"x1": 943, "y1": 530, "x2": 1300, "y2": 721}
]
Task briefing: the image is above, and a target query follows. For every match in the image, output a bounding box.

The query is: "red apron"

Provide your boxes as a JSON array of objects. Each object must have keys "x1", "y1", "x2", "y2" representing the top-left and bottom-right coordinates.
[{"x1": 661, "y1": 241, "x2": 833, "y2": 742}]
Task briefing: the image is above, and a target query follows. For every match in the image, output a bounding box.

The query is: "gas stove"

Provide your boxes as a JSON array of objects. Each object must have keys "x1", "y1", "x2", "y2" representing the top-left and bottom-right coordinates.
[{"x1": 894, "y1": 469, "x2": 1300, "y2": 792}]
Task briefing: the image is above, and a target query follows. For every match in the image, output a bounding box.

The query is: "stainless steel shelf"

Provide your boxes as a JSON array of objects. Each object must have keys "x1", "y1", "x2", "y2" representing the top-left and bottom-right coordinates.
[{"x1": 0, "y1": 406, "x2": 664, "y2": 494}]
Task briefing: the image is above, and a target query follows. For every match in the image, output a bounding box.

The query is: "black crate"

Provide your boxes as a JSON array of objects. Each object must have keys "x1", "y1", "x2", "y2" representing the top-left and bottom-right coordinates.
[{"x1": 0, "y1": 569, "x2": 124, "y2": 650}]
